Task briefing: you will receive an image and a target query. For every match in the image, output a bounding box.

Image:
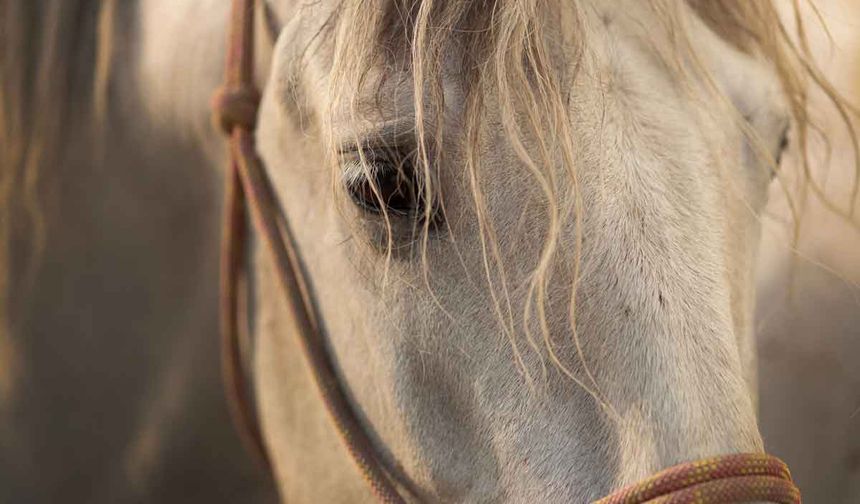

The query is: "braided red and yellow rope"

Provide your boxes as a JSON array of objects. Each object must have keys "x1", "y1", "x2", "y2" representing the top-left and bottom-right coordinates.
[{"x1": 594, "y1": 453, "x2": 801, "y2": 504}]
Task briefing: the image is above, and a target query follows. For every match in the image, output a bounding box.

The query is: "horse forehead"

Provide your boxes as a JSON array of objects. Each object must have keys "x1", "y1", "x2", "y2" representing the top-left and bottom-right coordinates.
[{"x1": 274, "y1": 0, "x2": 731, "y2": 105}]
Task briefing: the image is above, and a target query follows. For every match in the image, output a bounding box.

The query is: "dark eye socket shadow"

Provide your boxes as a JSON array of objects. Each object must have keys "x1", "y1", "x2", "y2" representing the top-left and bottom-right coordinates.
[{"x1": 335, "y1": 118, "x2": 418, "y2": 156}]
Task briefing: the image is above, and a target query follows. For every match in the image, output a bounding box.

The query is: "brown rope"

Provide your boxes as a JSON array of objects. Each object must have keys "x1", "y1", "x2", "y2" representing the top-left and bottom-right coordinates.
[
  {"x1": 216, "y1": 0, "x2": 269, "y2": 474},
  {"x1": 593, "y1": 453, "x2": 801, "y2": 504},
  {"x1": 211, "y1": 2, "x2": 801, "y2": 504},
  {"x1": 212, "y1": 0, "x2": 406, "y2": 502}
]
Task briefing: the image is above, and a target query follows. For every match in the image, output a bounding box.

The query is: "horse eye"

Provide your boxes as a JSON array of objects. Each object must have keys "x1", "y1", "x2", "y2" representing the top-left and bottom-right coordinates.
[
  {"x1": 770, "y1": 126, "x2": 790, "y2": 180},
  {"x1": 345, "y1": 149, "x2": 424, "y2": 217},
  {"x1": 775, "y1": 127, "x2": 790, "y2": 166}
]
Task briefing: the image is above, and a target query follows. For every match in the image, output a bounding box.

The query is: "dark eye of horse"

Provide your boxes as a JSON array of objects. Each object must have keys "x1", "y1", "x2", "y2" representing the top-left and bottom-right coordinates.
[
  {"x1": 775, "y1": 127, "x2": 790, "y2": 166},
  {"x1": 346, "y1": 149, "x2": 425, "y2": 217}
]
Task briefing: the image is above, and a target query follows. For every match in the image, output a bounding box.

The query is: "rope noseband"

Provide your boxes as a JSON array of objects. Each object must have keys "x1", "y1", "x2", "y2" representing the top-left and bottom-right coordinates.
[
  {"x1": 211, "y1": 1, "x2": 801, "y2": 502},
  {"x1": 595, "y1": 453, "x2": 800, "y2": 504}
]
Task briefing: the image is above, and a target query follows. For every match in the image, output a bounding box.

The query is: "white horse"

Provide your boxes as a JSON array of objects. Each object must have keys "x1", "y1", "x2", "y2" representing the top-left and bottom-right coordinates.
[{"x1": 1, "y1": 0, "x2": 857, "y2": 502}]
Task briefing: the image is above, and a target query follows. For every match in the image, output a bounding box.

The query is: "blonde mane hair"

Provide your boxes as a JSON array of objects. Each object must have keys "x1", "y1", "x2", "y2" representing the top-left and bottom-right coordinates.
[{"x1": 322, "y1": 0, "x2": 859, "y2": 388}]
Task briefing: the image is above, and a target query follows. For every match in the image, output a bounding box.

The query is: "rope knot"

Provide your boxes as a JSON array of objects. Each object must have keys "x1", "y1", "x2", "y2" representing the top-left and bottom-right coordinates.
[{"x1": 211, "y1": 85, "x2": 261, "y2": 134}]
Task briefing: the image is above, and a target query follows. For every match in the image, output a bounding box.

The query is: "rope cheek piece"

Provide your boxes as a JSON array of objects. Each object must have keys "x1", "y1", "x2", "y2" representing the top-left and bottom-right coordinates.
[
  {"x1": 210, "y1": 1, "x2": 802, "y2": 503},
  {"x1": 212, "y1": 1, "x2": 406, "y2": 502}
]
